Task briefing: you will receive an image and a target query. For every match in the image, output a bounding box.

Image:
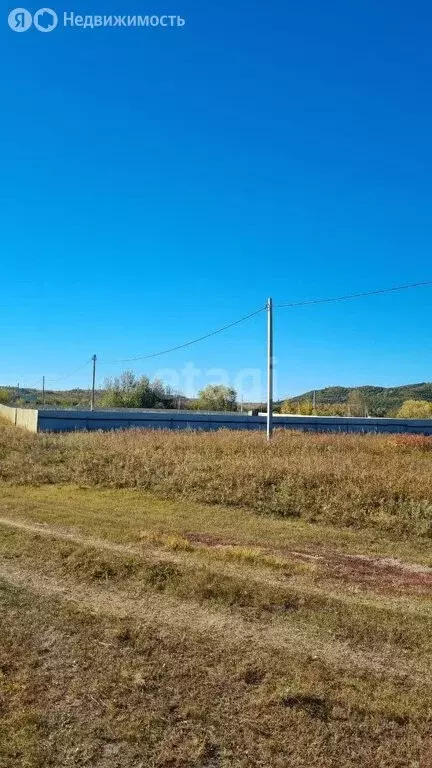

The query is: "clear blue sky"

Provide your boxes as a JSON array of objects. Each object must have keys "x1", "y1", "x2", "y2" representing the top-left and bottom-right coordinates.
[{"x1": 2, "y1": 0, "x2": 432, "y2": 400}]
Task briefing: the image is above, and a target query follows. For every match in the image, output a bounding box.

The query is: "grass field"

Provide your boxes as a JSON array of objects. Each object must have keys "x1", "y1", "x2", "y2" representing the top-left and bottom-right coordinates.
[
  {"x1": 0, "y1": 420, "x2": 431, "y2": 766},
  {"x1": 1, "y1": 423, "x2": 432, "y2": 537}
]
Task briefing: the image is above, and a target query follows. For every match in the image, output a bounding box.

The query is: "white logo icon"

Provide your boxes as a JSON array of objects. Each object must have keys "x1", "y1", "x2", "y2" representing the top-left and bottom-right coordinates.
[
  {"x1": 8, "y1": 7, "x2": 58, "y2": 32},
  {"x1": 8, "y1": 8, "x2": 32, "y2": 31},
  {"x1": 34, "y1": 7, "x2": 58, "y2": 31}
]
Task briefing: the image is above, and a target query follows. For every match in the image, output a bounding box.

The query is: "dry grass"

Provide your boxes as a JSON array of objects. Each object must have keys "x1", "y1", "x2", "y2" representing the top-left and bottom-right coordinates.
[
  {"x1": 0, "y1": 505, "x2": 431, "y2": 768},
  {"x1": 1, "y1": 579, "x2": 431, "y2": 768},
  {"x1": 1, "y1": 422, "x2": 431, "y2": 538},
  {"x1": 1, "y1": 421, "x2": 432, "y2": 765},
  {"x1": 0, "y1": 524, "x2": 431, "y2": 660}
]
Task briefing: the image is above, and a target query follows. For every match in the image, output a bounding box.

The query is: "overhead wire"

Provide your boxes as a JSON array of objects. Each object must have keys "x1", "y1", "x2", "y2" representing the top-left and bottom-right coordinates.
[
  {"x1": 6, "y1": 279, "x2": 432, "y2": 389},
  {"x1": 275, "y1": 280, "x2": 432, "y2": 309},
  {"x1": 44, "y1": 359, "x2": 92, "y2": 384},
  {"x1": 99, "y1": 305, "x2": 267, "y2": 365},
  {"x1": 15, "y1": 360, "x2": 92, "y2": 391}
]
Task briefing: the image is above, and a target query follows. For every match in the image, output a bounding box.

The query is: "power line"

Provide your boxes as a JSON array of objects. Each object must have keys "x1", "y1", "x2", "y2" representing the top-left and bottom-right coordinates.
[
  {"x1": 275, "y1": 280, "x2": 432, "y2": 309},
  {"x1": 43, "y1": 359, "x2": 92, "y2": 385},
  {"x1": 6, "y1": 279, "x2": 432, "y2": 389},
  {"x1": 99, "y1": 306, "x2": 267, "y2": 365},
  {"x1": 12, "y1": 361, "x2": 92, "y2": 392}
]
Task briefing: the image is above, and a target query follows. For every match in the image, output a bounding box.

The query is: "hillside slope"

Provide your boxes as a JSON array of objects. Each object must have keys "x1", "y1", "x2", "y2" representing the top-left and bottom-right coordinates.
[{"x1": 282, "y1": 382, "x2": 432, "y2": 417}]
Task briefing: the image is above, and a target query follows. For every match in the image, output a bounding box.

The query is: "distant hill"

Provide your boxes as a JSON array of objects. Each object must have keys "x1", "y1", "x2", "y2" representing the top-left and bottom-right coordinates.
[{"x1": 280, "y1": 383, "x2": 432, "y2": 417}]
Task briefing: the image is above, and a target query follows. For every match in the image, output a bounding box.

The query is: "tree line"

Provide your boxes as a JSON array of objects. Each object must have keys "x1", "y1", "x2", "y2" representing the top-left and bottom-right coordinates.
[
  {"x1": 1, "y1": 374, "x2": 432, "y2": 418},
  {"x1": 280, "y1": 389, "x2": 432, "y2": 419},
  {"x1": 0, "y1": 375, "x2": 239, "y2": 412},
  {"x1": 101, "y1": 372, "x2": 238, "y2": 411}
]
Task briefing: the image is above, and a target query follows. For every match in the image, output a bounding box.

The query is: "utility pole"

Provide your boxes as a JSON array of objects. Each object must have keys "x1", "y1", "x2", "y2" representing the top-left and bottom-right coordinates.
[
  {"x1": 313, "y1": 390, "x2": 316, "y2": 411},
  {"x1": 91, "y1": 354, "x2": 97, "y2": 411},
  {"x1": 42, "y1": 376, "x2": 45, "y2": 406},
  {"x1": 267, "y1": 297, "x2": 273, "y2": 440}
]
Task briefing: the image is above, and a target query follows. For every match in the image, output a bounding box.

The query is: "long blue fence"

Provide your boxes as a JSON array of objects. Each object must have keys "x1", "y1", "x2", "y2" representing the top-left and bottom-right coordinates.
[{"x1": 36, "y1": 408, "x2": 432, "y2": 435}]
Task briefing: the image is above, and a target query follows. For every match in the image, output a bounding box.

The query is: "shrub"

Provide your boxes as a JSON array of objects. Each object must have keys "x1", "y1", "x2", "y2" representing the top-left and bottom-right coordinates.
[
  {"x1": 0, "y1": 389, "x2": 11, "y2": 405},
  {"x1": 101, "y1": 371, "x2": 175, "y2": 409},
  {"x1": 397, "y1": 400, "x2": 432, "y2": 419}
]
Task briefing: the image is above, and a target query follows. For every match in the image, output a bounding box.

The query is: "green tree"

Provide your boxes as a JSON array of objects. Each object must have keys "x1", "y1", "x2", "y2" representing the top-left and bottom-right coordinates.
[
  {"x1": 397, "y1": 400, "x2": 432, "y2": 419},
  {"x1": 196, "y1": 384, "x2": 237, "y2": 412},
  {"x1": 0, "y1": 389, "x2": 11, "y2": 405},
  {"x1": 101, "y1": 371, "x2": 175, "y2": 409}
]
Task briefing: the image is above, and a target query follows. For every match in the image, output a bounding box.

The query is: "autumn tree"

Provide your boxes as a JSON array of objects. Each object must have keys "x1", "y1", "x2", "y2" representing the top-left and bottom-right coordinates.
[{"x1": 397, "y1": 400, "x2": 432, "y2": 419}]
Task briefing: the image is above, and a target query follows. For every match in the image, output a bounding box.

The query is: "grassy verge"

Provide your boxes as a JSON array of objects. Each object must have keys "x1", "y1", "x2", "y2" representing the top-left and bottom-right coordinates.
[
  {"x1": 1, "y1": 421, "x2": 432, "y2": 538},
  {"x1": 1, "y1": 484, "x2": 432, "y2": 565}
]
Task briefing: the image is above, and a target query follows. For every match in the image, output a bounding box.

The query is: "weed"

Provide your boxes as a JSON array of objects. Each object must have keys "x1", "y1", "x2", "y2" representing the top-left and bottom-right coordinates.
[{"x1": 1, "y1": 423, "x2": 431, "y2": 538}]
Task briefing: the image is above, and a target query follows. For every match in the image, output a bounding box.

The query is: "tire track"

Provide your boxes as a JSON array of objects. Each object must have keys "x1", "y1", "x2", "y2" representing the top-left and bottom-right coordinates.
[
  {"x1": 0, "y1": 515, "x2": 431, "y2": 617},
  {"x1": 0, "y1": 557, "x2": 430, "y2": 686}
]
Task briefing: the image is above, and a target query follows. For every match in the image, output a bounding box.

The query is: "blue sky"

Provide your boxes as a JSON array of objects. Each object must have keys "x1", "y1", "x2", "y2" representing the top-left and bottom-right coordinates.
[{"x1": 1, "y1": 0, "x2": 432, "y2": 400}]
